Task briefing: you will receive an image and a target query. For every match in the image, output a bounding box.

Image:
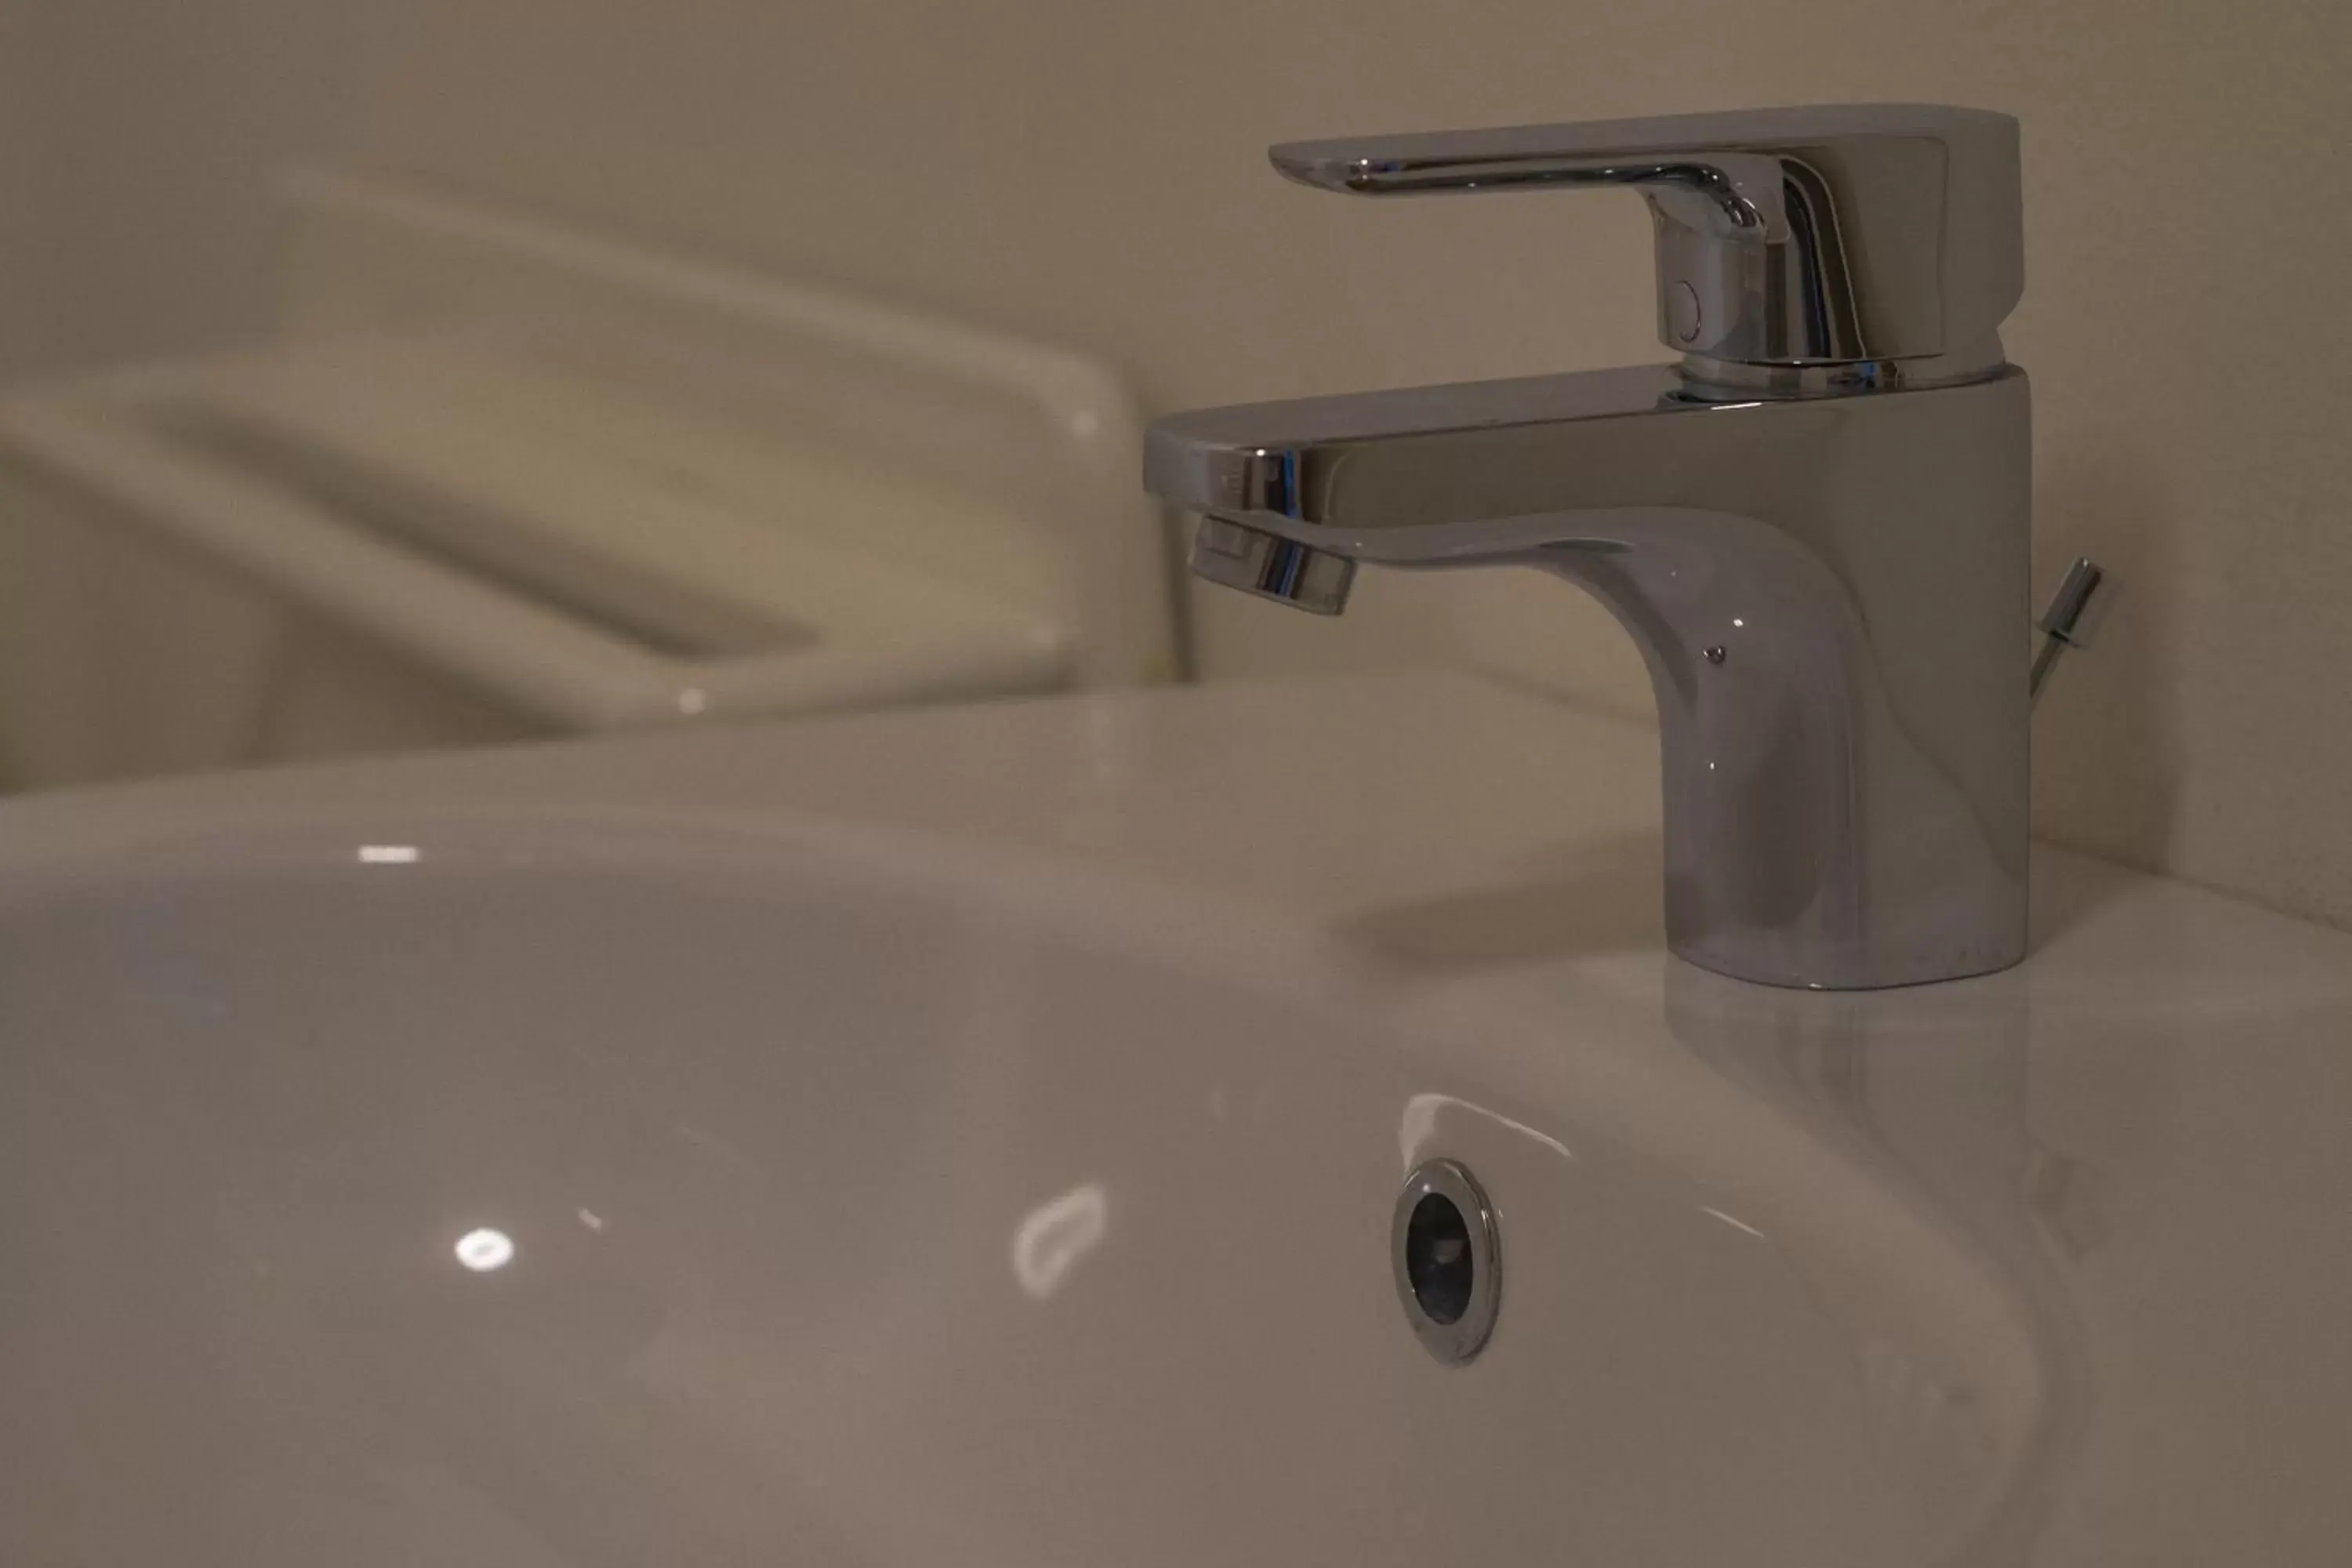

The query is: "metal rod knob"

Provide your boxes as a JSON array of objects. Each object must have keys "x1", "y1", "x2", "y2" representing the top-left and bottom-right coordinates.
[{"x1": 2031, "y1": 557, "x2": 2114, "y2": 702}]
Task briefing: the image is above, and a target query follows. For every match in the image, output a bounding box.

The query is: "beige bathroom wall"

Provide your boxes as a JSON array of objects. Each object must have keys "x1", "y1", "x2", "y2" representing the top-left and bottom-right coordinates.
[
  {"x1": 7, "y1": 0, "x2": 2350, "y2": 926},
  {"x1": 0, "y1": 11, "x2": 62, "y2": 377}
]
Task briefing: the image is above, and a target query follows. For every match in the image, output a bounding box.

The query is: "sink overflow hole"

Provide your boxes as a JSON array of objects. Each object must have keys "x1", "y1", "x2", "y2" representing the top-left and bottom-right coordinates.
[
  {"x1": 1406, "y1": 1192, "x2": 1474, "y2": 1323},
  {"x1": 1392, "y1": 1159, "x2": 1501, "y2": 1364}
]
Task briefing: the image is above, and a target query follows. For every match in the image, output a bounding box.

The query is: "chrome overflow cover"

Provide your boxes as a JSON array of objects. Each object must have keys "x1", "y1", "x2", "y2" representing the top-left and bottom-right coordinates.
[{"x1": 1392, "y1": 1159, "x2": 1501, "y2": 1365}]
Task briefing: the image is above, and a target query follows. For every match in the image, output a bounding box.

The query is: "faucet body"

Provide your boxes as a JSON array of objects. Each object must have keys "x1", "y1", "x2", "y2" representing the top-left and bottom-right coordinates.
[
  {"x1": 1148, "y1": 361, "x2": 2030, "y2": 989},
  {"x1": 1145, "y1": 104, "x2": 2034, "y2": 989}
]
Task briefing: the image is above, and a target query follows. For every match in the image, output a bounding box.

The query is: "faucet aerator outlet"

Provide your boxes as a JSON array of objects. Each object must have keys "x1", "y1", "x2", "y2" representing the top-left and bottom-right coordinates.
[{"x1": 1189, "y1": 514, "x2": 1356, "y2": 616}]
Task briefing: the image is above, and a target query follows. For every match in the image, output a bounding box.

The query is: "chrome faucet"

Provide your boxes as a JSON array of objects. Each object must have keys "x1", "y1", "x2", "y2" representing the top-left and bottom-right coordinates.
[{"x1": 1145, "y1": 105, "x2": 2034, "y2": 990}]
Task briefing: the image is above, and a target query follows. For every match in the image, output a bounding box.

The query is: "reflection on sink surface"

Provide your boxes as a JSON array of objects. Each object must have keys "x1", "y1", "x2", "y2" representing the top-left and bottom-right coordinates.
[
  {"x1": 4, "y1": 673, "x2": 2350, "y2": 1566},
  {"x1": 0, "y1": 812, "x2": 2071, "y2": 1567}
]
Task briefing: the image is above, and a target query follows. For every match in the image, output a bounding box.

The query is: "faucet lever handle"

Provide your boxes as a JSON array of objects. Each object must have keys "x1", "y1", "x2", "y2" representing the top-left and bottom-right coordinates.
[{"x1": 1270, "y1": 103, "x2": 2021, "y2": 370}]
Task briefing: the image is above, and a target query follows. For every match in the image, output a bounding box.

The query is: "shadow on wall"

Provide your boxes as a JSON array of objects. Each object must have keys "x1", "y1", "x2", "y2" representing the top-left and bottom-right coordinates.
[{"x1": 2031, "y1": 428, "x2": 2182, "y2": 880}]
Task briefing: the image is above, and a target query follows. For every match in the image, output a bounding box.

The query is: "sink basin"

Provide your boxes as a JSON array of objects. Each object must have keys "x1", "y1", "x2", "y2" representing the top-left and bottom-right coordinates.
[{"x1": 3, "y1": 673, "x2": 2348, "y2": 1565}]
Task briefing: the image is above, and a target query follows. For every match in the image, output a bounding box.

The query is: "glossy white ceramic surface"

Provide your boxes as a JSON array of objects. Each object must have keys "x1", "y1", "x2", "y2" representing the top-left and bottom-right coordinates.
[
  {"x1": 0, "y1": 169, "x2": 1171, "y2": 790},
  {"x1": 2, "y1": 673, "x2": 2347, "y2": 1565}
]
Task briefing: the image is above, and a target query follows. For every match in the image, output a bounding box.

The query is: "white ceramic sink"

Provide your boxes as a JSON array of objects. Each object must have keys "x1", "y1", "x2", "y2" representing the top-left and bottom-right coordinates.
[{"x1": 4, "y1": 673, "x2": 2349, "y2": 1566}]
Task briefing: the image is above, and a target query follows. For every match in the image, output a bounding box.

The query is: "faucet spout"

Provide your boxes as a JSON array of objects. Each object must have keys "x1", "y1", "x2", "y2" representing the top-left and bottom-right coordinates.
[{"x1": 1146, "y1": 360, "x2": 2032, "y2": 989}]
